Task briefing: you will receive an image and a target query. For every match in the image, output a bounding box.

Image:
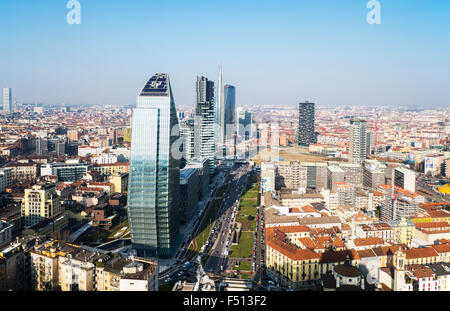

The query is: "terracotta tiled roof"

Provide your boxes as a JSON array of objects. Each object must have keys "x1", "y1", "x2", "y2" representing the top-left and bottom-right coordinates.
[
  {"x1": 266, "y1": 228, "x2": 320, "y2": 261},
  {"x1": 372, "y1": 245, "x2": 401, "y2": 257},
  {"x1": 301, "y1": 205, "x2": 319, "y2": 213},
  {"x1": 431, "y1": 244, "x2": 450, "y2": 254},
  {"x1": 332, "y1": 237, "x2": 345, "y2": 248},
  {"x1": 298, "y1": 237, "x2": 316, "y2": 249},
  {"x1": 415, "y1": 222, "x2": 450, "y2": 229},
  {"x1": 428, "y1": 210, "x2": 450, "y2": 219},
  {"x1": 360, "y1": 223, "x2": 393, "y2": 231},
  {"x1": 404, "y1": 247, "x2": 439, "y2": 260},
  {"x1": 356, "y1": 249, "x2": 377, "y2": 258},
  {"x1": 379, "y1": 184, "x2": 421, "y2": 198},
  {"x1": 319, "y1": 249, "x2": 360, "y2": 264},
  {"x1": 407, "y1": 265, "x2": 435, "y2": 279},
  {"x1": 354, "y1": 237, "x2": 384, "y2": 247},
  {"x1": 77, "y1": 187, "x2": 104, "y2": 192},
  {"x1": 88, "y1": 182, "x2": 114, "y2": 187},
  {"x1": 276, "y1": 225, "x2": 309, "y2": 233}
]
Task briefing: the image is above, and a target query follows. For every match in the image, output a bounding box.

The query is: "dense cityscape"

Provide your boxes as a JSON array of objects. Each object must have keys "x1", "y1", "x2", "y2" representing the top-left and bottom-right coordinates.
[
  {"x1": 0, "y1": 71, "x2": 449, "y2": 292},
  {"x1": 1, "y1": 0, "x2": 450, "y2": 301}
]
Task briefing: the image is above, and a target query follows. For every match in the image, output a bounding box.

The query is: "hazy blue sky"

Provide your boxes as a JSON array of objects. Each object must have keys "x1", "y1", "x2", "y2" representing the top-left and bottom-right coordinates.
[{"x1": 0, "y1": 0, "x2": 449, "y2": 108}]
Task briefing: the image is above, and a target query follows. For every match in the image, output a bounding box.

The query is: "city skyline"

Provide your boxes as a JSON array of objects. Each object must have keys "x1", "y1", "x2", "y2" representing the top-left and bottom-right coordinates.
[
  {"x1": 0, "y1": 0, "x2": 449, "y2": 296},
  {"x1": 1, "y1": 1, "x2": 450, "y2": 108}
]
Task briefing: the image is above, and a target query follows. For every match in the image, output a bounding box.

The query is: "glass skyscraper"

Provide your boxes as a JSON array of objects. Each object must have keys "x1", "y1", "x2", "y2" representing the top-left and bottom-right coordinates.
[
  {"x1": 223, "y1": 84, "x2": 236, "y2": 142},
  {"x1": 215, "y1": 66, "x2": 225, "y2": 144},
  {"x1": 194, "y1": 76, "x2": 216, "y2": 175},
  {"x1": 2, "y1": 88, "x2": 12, "y2": 113},
  {"x1": 236, "y1": 108, "x2": 252, "y2": 142},
  {"x1": 127, "y1": 73, "x2": 180, "y2": 258}
]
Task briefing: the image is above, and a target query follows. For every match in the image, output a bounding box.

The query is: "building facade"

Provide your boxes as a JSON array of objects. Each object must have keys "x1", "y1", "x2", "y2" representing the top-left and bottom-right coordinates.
[
  {"x1": 127, "y1": 73, "x2": 181, "y2": 258},
  {"x1": 21, "y1": 184, "x2": 61, "y2": 228},
  {"x1": 194, "y1": 76, "x2": 216, "y2": 175},
  {"x1": 2, "y1": 88, "x2": 12, "y2": 113},
  {"x1": 297, "y1": 102, "x2": 316, "y2": 147},
  {"x1": 349, "y1": 119, "x2": 367, "y2": 164}
]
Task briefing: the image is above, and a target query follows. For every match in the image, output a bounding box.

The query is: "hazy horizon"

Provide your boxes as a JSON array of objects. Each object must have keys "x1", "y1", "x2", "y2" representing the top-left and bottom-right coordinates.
[{"x1": 1, "y1": 0, "x2": 449, "y2": 108}]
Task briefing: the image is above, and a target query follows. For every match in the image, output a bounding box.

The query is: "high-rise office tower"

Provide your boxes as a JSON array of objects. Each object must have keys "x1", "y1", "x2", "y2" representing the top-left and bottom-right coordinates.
[
  {"x1": 223, "y1": 84, "x2": 236, "y2": 142},
  {"x1": 180, "y1": 119, "x2": 195, "y2": 163},
  {"x1": 215, "y1": 66, "x2": 225, "y2": 144},
  {"x1": 236, "y1": 108, "x2": 253, "y2": 142},
  {"x1": 3, "y1": 88, "x2": 12, "y2": 113},
  {"x1": 366, "y1": 131, "x2": 376, "y2": 156},
  {"x1": 194, "y1": 76, "x2": 216, "y2": 175},
  {"x1": 297, "y1": 101, "x2": 316, "y2": 146},
  {"x1": 36, "y1": 137, "x2": 49, "y2": 156},
  {"x1": 127, "y1": 73, "x2": 180, "y2": 258},
  {"x1": 349, "y1": 118, "x2": 367, "y2": 164}
]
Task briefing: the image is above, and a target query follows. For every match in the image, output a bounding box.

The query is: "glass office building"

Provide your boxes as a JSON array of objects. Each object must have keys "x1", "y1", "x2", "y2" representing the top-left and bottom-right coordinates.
[
  {"x1": 223, "y1": 84, "x2": 236, "y2": 141},
  {"x1": 127, "y1": 73, "x2": 180, "y2": 258},
  {"x1": 215, "y1": 66, "x2": 224, "y2": 144},
  {"x1": 236, "y1": 108, "x2": 252, "y2": 142},
  {"x1": 194, "y1": 76, "x2": 216, "y2": 175},
  {"x1": 2, "y1": 88, "x2": 12, "y2": 113}
]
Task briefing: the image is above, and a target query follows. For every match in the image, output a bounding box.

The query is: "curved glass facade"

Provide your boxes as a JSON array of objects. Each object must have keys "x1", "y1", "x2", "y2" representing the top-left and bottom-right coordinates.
[{"x1": 127, "y1": 74, "x2": 180, "y2": 258}]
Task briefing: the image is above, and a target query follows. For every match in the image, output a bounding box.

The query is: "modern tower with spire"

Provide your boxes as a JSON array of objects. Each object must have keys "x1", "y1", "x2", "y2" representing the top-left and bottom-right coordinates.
[
  {"x1": 215, "y1": 66, "x2": 236, "y2": 158},
  {"x1": 216, "y1": 65, "x2": 225, "y2": 144}
]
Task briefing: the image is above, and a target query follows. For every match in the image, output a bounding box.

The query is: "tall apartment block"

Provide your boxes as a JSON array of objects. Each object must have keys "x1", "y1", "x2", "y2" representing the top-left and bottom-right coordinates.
[
  {"x1": 194, "y1": 76, "x2": 216, "y2": 175},
  {"x1": 2, "y1": 88, "x2": 12, "y2": 113},
  {"x1": 302, "y1": 162, "x2": 328, "y2": 190},
  {"x1": 366, "y1": 131, "x2": 376, "y2": 156},
  {"x1": 297, "y1": 102, "x2": 316, "y2": 147},
  {"x1": 363, "y1": 160, "x2": 386, "y2": 189},
  {"x1": 276, "y1": 161, "x2": 307, "y2": 190},
  {"x1": 445, "y1": 158, "x2": 450, "y2": 178},
  {"x1": 349, "y1": 118, "x2": 367, "y2": 164},
  {"x1": 261, "y1": 162, "x2": 277, "y2": 194},
  {"x1": 394, "y1": 167, "x2": 416, "y2": 193},
  {"x1": 340, "y1": 163, "x2": 363, "y2": 188},
  {"x1": 0, "y1": 168, "x2": 12, "y2": 192},
  {"x1": 380, "y1": 198, "x2": 418, "y2": 222},
  {"x1": 127, "y1": 73, "x2": 180, "y2": 258},
  {"x1": 21, "y1": 184, "x2": 61, "y2": 228},
  {"x1": 327, "y1": 165, "x2": 345, "y2": 191}
]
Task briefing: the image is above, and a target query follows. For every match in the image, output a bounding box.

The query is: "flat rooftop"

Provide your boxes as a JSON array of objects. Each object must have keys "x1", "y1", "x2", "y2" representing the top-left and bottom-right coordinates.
[{"x1": 139, "y1": 74, "x2": 169, "y2": 97}]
